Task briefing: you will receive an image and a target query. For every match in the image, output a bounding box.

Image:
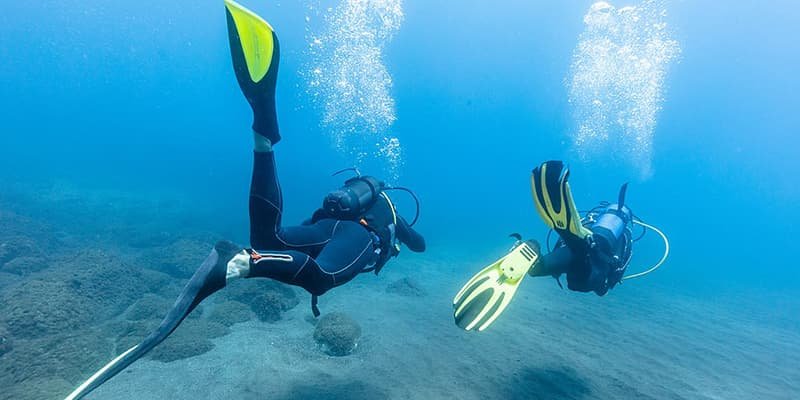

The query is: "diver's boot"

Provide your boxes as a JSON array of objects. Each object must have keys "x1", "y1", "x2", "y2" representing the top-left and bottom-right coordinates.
[{"x1": 225, "y1": 0, "x2": 281, "y2": 145}]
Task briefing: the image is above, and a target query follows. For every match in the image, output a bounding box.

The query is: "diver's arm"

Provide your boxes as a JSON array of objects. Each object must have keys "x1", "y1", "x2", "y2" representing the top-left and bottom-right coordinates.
[
  {"x1": 528, "y1": 246, "x2": 573, "y2": 277},
  {"x1": 396, "y1": 217, "x2": 425, "y2": 252}
]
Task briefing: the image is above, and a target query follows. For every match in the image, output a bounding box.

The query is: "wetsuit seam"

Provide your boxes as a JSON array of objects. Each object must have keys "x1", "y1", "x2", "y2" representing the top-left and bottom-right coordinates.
[
  {"x1": 322, "y1": 238, "x2": 373, "y2": 276},
  {"x1": 251, "y1": 194, "x2": 282, "y2": 217},
  {"x1": 291, "y1": 255, "x2": 310, "y2": 282},
  {"x1": 276, "y1": 220, "x2": 341, "y2": 248},
  {"x1": 276, "y1": 232, "x2": 333, "y2": 248}
]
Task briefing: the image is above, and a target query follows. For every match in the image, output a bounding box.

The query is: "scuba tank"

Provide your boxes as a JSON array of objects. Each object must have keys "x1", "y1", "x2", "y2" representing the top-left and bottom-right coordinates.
[
  {"x1": 322, "y1": 175, "x2": 386, "y2": 221},
  {"x1": 321, "y1": 167, "x2": 421, "y2": 226},
  {"x1": 582, "y1": 184, "x2": 634, "y2": 293}
]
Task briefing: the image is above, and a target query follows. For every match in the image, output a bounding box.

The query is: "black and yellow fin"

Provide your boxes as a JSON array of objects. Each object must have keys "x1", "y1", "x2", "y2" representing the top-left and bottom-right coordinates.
[
  {"x1": 225, "y1": 0, "x2": 277, "y2": 85},
  {"x1": 225, "y1": 0, "x2": 281, "y2": 142},
  {"x1": 530, "y1": 161, "x2": 591, "y2": 250},
  {"x1": 453, "y1": 240, "x2": 540, "y2": 332}
]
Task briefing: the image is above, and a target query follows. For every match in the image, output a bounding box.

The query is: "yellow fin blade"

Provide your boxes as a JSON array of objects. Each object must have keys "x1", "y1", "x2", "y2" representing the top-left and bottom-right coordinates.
[{"x1": 225, "y1": 0, "x2": 275, "y2": 83}]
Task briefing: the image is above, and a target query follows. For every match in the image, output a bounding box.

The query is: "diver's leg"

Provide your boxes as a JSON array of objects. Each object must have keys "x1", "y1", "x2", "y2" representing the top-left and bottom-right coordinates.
[
  {"x1": 249, "y1": 150, "x2": 285, "y2": 250},
  {"x1": 305, "y1": 221, "x2": 377, "y2": 291},
  {"x1": 528, "y1": 246, "x2": 573, "y2": 277},
  {"x1": 244, "y1": 221, "x2": 377, "y2": 295},
  {"x1": 227, "y1": 0, "x2": 285, "y2": 249}
]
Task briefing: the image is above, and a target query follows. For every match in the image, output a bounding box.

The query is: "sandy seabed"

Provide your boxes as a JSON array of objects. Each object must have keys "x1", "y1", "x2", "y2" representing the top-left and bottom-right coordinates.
[{"x1": 91, "y1": 255, "x2": 800, "y2": 400}]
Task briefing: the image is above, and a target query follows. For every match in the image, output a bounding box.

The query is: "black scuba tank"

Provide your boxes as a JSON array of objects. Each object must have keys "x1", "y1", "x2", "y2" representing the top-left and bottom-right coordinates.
[{"x1": 322, "y1": 176, "x2": 386, "y2": 221}]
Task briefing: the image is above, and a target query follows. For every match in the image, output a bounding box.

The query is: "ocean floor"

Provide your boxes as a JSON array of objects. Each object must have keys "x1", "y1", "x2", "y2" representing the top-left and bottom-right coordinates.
[{"x1": 1, "y1": 183, "x2": 798, "y2": 400}]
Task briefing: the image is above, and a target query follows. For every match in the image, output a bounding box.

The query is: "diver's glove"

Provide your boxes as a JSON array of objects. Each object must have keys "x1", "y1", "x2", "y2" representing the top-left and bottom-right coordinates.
[{"x1": 225, "y1": 0, "x2": 281, "y2": 144}]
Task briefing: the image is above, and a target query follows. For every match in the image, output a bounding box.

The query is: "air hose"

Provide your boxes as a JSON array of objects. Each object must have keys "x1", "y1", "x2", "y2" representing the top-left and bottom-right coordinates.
[{"x1": 622, "y1": 219, "x2": 670, "y2": 281}]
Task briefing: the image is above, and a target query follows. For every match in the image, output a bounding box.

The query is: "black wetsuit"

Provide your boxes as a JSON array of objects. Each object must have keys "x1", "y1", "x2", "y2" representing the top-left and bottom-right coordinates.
[
  {"x1": 245, "y1": 151, "x2": 425, "y2": 297},
  {"x1": 531, "y1": 211, "x2": 631, "y2": 296},
  {"x1": 534, "y1": 246, "x2": 617, "y2": 296}
]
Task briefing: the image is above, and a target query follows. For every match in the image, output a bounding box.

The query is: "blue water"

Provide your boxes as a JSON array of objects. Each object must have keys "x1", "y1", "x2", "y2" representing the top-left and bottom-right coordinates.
[
  {"x1": 4, "y1": 0, "x2": 796, "y2": 288},
  {"x1": 1, "y1": 0, "x2": 799, "y2": 398}
]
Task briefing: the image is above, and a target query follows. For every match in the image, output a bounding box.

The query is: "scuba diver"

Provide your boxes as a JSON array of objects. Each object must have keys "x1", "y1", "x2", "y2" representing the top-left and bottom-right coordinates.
[
  {"x1": 453, "y1": 160, "x2": 669, "y2": 332},
  {"x1": 64, "y1": 1, "x2": 425, "y2": 399}
]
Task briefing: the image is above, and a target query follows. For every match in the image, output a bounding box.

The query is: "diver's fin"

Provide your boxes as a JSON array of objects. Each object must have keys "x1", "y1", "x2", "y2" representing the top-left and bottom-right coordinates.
[
  {"x1": 63, "y1": 241, "x2": 240, "y2": 400},
  {"x1": 530, "y1": 161, "x2": 592, "y2": 251},
  {"x1": 453, "y1": 240, "x2": 540, "y2": 332},
  {"x1": 225, "y1": 0, "x2": 281, "y2": 143}
]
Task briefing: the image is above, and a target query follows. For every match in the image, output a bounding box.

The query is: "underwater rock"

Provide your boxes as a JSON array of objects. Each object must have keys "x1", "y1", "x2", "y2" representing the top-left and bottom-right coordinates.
[
  {"x1": 1, "y1": 279, "x2": 95, "y2": 338},
  {"x1": 139, "y1": 238, "x2": 215, "y2": 278},
  {"x1": 1, "y1": 249, "x2": 169, "y2": 339},
  {"x1": 313, "y1": 312, "x2": 362, "y2": 357},
  {"x1": 55, "y1": 249, "x2": 167, "y2": 312},
  {"x1": 148, "y1": 319, "x2": 230, "y2": 363},
  {"x1": 0, "y1": 329, "x2": 113, "y2": 387},
  {"x1": 124, "y1": 293, "x2": 173, "y2": 321},
  {"x1": 110, "y1": 318, "x2": 158, "y2": 354},
  {"x1": 111, "y1": 317, "x2": 230, "y2": 362},
  {"x1": 0, "y1": 236, "x2": 38, "y2": 266},
  {"x1": 0, "y1": 256, "x2": 48, "y2": 276},
  {"x1": 0, "y1": 377, "x2": 74, "y2": 400},
  {"x1": 250, "y1": 292, "x2": 292, "y2": 322},
  {"x1": 0, "y1": 325, "x2": 11, "y2": 357},
  {"x1": 0, "y1": 271, "x2": 21, "y2": 290},
  {"x1": 209, "y1": 300, "x2": 254, "y2": 327},
  {"x1": 224, "y1": 279, "x2": 299, "y2": 322},
  {"x1": 386, "y1": 277, "x2": 427, "y2": 297},
  {"x1": 149, "y1": 337, "x2": 215, "y2": 363}
]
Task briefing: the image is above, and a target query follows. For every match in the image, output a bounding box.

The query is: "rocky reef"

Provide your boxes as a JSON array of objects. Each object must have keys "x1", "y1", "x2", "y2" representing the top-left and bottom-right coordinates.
[
  {"x1": 222, "y1": 278, "x2": 300, "y2": 322},
  {"x1": 0, "y1": 189, "x2": 302, "y2": 400},
  {"x1": 313, "y1": 312, "x2": 362, "y2": 357},
  {"x1": 208, "y1": 300, "x2": 254, "y2": 327}
]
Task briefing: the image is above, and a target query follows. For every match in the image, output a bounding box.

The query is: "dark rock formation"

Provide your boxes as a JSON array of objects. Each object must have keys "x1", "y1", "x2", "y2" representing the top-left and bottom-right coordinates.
[
  {"x1": 138, "y1": 238, "x2": 215, "y2": 278},
  {"x1": 125, "y1": 294, "x2": 173, "y2": 321},
  {"x1": 148, "y1": 319, "x2": 230, "y2": 363},
  {"x1": 209, "y1": 300, "x2": 253, "y2": 327},
  {"x1": 0, "y1": 329, "x2": 113, "y2": 389},
  {"x1": 223, "y1": 279, "x2": 299, "y2": 322},
  {"x1": 313, "y1": 312, "x2": 362, "y2": 356},
  {"x1": 0, "y1": 256, "x2": 48, "y2": 276}
]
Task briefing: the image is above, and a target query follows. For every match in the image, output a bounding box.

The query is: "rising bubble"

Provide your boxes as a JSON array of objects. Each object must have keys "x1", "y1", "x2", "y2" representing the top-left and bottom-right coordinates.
[
  {"x1": 568, "y1": 0, "x2": 680, "y2": 179},
  {"x1": 303, "y1": 0, "x2": 405, "y2": 181}
]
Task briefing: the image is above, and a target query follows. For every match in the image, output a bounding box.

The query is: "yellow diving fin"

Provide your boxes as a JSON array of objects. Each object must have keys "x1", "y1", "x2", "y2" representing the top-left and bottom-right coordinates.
[
  {"x1": 225, "y1": 0, "x2": 277, "y2": 85},
  {"x1": 453, "y1": 239, "x2": 540, "y2": 332},
  {"x1": 530, "y1": 161, "x2": 591, "y2": 251},
  {"x1": 225, "y1": 0, "x2": 282, "y2": 142}
]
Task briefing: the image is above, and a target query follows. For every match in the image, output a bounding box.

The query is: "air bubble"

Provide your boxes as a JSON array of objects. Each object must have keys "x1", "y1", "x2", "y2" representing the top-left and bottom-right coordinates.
[
  {"x1": 303, "y1": 0, "x2": 405, "y2": 181},
  {"x1": 568, "y1": 0, "x2": 680, "y2": 178}
]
